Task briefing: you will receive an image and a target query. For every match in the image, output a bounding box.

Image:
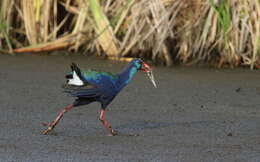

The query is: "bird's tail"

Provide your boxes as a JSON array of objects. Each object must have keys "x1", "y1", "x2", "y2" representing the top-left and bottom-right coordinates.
[
  {"x1": 71, "y1": 63, "x2": 82, "y2": 78},
  {"x1": 66, "y1": 63, "x2": 84, "y2": 86}
]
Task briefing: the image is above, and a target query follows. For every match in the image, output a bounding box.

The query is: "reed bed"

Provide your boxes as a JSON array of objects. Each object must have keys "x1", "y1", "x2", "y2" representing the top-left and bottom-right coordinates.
[{"x1": 0, "y1": 0, "x2": 260, "y2": 68}]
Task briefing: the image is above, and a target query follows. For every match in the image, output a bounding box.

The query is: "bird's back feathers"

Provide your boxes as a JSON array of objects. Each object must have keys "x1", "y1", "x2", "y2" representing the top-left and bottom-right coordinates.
[{"x1": 63, "y1": 60, "x2": 142, "y2": 109}]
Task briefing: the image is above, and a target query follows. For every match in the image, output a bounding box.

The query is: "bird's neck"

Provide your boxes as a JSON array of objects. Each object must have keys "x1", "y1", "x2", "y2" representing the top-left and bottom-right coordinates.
[{"x1": 117, "y1": 65, "x2": 138, "y2": 90}]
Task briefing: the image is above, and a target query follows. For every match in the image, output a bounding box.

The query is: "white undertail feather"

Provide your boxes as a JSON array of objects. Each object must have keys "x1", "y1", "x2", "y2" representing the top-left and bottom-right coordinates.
[{"x1": 67, "y1": 71, "x2": 84, "y2": 86}]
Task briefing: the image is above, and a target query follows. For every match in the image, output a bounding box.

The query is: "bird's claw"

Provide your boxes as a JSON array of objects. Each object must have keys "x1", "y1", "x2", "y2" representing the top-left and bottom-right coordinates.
[
  {"x1": 42, "y1": 126, "x2": 53, "y2": 135},
  {"x1": 42, "y1": 122, "x2": 54, "y2": 135},
  {"x1": 109, "y1": 129, "x2": 118, "y2": 136}
]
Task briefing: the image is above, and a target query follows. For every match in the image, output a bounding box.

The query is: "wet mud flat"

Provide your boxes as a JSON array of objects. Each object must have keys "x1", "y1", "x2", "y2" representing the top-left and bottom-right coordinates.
[{"x1": 0, "y1": 54, "x2": 260, "y2": 161}]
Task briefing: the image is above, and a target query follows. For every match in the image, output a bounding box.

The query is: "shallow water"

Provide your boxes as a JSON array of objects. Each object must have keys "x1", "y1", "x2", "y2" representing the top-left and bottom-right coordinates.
[{"x1": 0, "y1": 54, "x2": 260, "y2": 161}]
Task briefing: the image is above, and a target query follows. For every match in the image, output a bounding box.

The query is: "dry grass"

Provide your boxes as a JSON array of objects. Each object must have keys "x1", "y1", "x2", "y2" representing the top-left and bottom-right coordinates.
[
  {"x1": 176, "y1": 0, "x2": 260, "y2": 69},
  {"x1": 0, "y1": 0, "x2": 14, "y2": 53},
  {"x1": 0, "y1": 0, "x2": 260, "y2": 68}
]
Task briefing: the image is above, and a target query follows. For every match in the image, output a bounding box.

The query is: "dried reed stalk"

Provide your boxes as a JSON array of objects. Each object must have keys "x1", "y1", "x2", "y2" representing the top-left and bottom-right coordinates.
[
  {"x1": 0, "y1": 0, "x2": 14, "y2": 53},
  {"x1": 1, "y1": 0, "x2": 260, "y2": 68},
  {"x1": 14, "y1": 34, "x2": 76, "y2": 53},
  {"x1": 21, "y1": 0, "x2": 39, "y2": 45},
  {"x1": 118, "y1": 0, "x2": 182, "y2": 66},
  {"x1": 89, "y1": 0, "x2": 118, "y2": 56}
]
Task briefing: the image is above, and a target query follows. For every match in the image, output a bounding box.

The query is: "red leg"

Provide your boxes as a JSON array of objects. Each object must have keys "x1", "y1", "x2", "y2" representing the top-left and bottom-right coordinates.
[
  {"x1": 42, "y1": 104, "x2": 74, "y2": 135},
  {"x1": 99, "y1": 109, "x2": 117, "y2": 136}
]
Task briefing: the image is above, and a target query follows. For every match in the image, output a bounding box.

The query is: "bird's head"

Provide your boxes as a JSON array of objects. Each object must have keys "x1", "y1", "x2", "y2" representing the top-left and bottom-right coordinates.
[{"x1": 131, "y1": 58, "x2": 157, "y2": 88}]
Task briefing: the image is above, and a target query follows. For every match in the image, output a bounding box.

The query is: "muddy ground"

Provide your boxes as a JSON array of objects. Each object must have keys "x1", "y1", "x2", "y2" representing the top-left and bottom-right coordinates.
[{"x1": 0, "y1": 54, "x2": 259, "y2": 162}]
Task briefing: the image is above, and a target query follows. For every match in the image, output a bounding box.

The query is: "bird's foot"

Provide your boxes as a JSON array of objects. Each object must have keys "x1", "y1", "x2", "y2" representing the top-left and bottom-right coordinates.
[
  {"x1": 42, "y1": 122, "x2": 54, "y2": 135},
  {"x1": 42, "y1": 126, "x2": 54, "y2": 135},
  {"x1": 108, "y1": 129, "x2": 118, "y2": 136}
]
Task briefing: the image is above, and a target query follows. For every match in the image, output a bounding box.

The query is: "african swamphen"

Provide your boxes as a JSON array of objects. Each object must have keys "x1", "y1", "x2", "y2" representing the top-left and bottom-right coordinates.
[{"x1": 42, "y1": 58, "x2": 156, "y2": 136}]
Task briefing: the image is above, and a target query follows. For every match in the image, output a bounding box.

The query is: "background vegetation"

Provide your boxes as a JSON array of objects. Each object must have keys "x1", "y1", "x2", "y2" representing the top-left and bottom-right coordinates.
[{"x1": 0, "y1": 0, "x2": 260, "y2": 69}]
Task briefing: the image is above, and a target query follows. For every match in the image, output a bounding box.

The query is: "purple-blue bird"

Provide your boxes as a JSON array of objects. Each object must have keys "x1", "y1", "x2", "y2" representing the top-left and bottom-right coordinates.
[{"x1": 42, "y1": 58, "x2": 157, "y2": 136}]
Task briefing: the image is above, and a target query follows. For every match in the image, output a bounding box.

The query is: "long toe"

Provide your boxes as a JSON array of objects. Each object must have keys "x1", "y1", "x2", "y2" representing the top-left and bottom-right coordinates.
[
  {"x1": 41, "y1": 122, "x2": 51, "y2": 127},
  {"x1": 42, "y1": 126, "x2": 53, "y2": 135},
  {"x1": 110, "y1": 129, "x2": 118, "y2": 136}
]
